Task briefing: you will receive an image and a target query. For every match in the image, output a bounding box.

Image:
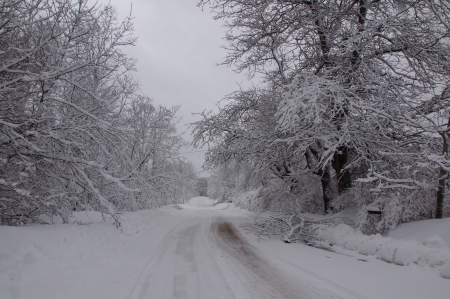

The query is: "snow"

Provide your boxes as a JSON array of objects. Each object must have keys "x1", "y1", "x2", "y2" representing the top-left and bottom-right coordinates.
[
  {"x1": 231, "y1": 188, "x2": 263, "y2": 211},
  {"x1": 392, "y1": 241, "x2": 420, "y2": 265},
  {"x1": 314, "y1": 215, "x2": 450, "y2": 280},
  {"x1": 423, "y1": 235, "x2": 448, "y2": 249},
  {"x1": 1, "y1": 198, "x2": 450, "y2": 299},
  {"x1": 39, "y1": 210, "x2": 112, "y2": 225},
  {"x1": 440, "y1": 261, "x2": 450, "y2": 279},
  {"x1": 388, "y1": 217, "x2": 450, "y2": 245},
  {"x1": 183, "y1": 196, "x2": 216, "y2": 207},
  {"x1": 0, "y1": 208, "x2": 182, "y2": 299}
]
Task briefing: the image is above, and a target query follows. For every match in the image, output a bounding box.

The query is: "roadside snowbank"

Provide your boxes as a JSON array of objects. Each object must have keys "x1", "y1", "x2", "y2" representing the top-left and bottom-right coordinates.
[
  {"x1": 0, "y1": 207, "x2": 181, "y2": 299},
  {"x1": 315, "y1": 219, "x2": 450, "y2": 279},
  {"x1": 388, "y1": 218, "x2": 450, "y2": 245}
]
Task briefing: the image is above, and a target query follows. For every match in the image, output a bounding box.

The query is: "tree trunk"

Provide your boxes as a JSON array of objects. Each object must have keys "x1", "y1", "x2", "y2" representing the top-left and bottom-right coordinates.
[
  {"x1": 320, "y1": 163, "x2": 334, "y2": 214},
  {"x1": 436, "y1": 166, "x2": 445, "y2": 219},
  {"x1": 332, "y1": 146, "x2": 352, "y2": 195},
  {"x1": 305, "y1": 146, "x2": 334, "y2": 214},
  {"x1": 436, "y1": 126, "x2": 449, "y2": 219}
]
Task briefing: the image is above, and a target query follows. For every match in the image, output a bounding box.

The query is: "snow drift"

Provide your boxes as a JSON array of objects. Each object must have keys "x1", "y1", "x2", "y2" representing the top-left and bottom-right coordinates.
[{"x1": 315, "y1": 219, "x2": 450, "y2": 279}]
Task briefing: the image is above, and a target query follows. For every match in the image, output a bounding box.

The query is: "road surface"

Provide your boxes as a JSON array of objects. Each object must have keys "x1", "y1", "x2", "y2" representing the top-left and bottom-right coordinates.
[{"x1": 126, "y1": 205, "x2": 347, "y2": 299}]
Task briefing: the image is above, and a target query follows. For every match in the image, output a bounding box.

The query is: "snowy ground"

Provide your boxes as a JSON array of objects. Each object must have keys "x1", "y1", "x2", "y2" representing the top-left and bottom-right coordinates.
[{"x1": 1, "y1": 197, "x2": 449, "y2": 299}]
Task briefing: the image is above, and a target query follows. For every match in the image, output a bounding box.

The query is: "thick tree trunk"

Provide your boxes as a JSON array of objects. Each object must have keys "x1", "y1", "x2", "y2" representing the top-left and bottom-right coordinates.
[
  {"x1": 332, "y1": 146, "x2": 352, "y2": 195},
  {"x1": 320, "y1": 163, "x2": 334, "y2": 214},
  {"x1": 305, "y1": 146, "x2": 334, "y2": 214}
]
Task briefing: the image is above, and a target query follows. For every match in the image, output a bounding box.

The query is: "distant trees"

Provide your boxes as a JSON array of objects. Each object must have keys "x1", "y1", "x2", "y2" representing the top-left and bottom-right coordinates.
[
  {"x1": 196, "y1": 0, "x2": 450, "y2": 228},
  {"x1": 0, "y1": 0, "x2": 196, "y2": 225},
  {"x1": 196, "y1": 177, "x2": 208, "y2": 196}
]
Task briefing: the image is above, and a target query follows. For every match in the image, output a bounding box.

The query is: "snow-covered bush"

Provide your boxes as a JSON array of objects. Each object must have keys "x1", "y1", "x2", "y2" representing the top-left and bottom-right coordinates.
[
  {"x1": 315, "y1": 224, "x2": 450, "y2": 278},
  {"x1": 232, "y1": 188, "x2": 263, "y2": 211},
  {"x1": 440, "y1": 261, "x2": 450, "y2": 279}
]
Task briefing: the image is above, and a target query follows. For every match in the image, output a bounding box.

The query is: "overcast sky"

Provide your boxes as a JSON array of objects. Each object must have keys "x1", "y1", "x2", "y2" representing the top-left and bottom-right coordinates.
[{"x1": 98, "y1": 0, "x2": 253, "y2": 176}]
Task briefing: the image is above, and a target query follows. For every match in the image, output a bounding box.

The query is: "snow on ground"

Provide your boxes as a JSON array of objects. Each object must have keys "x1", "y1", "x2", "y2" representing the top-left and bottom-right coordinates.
[
  {"x1": 182, "y1": 196, "x2": 217, "y2": 208},
  {"x1": 388, "y1": 217, "x2": 450, "y2": 245},
  {"x1": 239, "y1": 222, "x2": 450, "y2": 299},
  {"x1": 0, "y1": 207, "x2": 186, "y2": 299},
  {"x1": 1, "y1": 197, "x2": 449, "y2": 299},
  {"x1": 313, "y1": 217, "x2": 450, "y2": 279}
]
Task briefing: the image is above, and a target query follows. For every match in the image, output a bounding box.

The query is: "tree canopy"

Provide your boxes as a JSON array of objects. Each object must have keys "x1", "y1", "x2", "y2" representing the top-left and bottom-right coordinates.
[
  {"x1": 194, "y1": 0, "x2": 450, "y2": 229},
  {"x1": 0, "y1": 0, "x2": 197, "y2": 225}
]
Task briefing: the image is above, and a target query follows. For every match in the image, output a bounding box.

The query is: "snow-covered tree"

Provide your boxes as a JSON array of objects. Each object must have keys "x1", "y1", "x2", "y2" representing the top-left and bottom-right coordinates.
[
  {"x1": 0, "y1": 0, "x2": 138, "y2": 224},
  {"x1": 193, "y1": 88, "x2": 324, "y2": 212},
  {"x1": 116, "y1": 96, "x2": 194, "y2": 210},
  {"x1": 196, "y1": 177, "x2": 208, "y2": 196},
  {"x1": 198, "y1": 0, "x2": 450, "y2": 225},
  {"x1": 0, "y1": 0, "x2": 197, "y2": 225}
]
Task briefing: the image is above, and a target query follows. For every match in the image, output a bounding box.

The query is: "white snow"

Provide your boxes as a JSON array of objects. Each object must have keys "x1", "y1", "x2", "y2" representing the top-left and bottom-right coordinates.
[
  {"x1": 1, "y1": 198, "x2": 449, "y2": 299},
  {"x1": 422, "y1": 235, "x2": 448, "y2": 249},
  {"x1": 182, "y1": 196, "x2": 217, "y2": 207},
  {"x1": 314, "y1": 216, "x2": 450, "y2": 280},
  {"x1": 388, "y1": 217, "x2": 450, "y2": 245},
  {"x1": 232, "y1": 188, "x2": 263, "y2": 211}
]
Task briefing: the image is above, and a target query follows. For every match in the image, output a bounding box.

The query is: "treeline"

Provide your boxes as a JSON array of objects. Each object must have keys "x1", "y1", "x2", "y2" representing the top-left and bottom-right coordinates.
[
  {"x1": 0, "y1": 0, "x2": 197, "y2": 226},
  {"x1": 193, "y1": 0, "x2": 450, "y2": 232}
]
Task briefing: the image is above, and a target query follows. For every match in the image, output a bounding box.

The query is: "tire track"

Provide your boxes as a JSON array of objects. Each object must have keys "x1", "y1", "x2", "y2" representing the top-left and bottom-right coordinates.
[
  {"x1": 125, "y1": 217, "x2": 193, "y2": 299},
  {"x1": 211, "y1": 221, "x2": 345, "y2": 299}
]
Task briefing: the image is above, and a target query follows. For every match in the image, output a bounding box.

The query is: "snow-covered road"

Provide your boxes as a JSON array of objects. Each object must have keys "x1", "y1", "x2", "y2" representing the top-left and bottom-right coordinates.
[
  {"x1": 2, "y1": 197, "x2": 449, "y2": 299},
  {"x1": 127, "y1": 208, "x2": 338, "y2": 299}
]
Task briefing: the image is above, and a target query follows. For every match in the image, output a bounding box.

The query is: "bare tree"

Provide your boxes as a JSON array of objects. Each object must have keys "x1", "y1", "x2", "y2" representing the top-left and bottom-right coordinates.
[
  {"x1": 0, "y1": 0, "x2": 200, "y2": 226},
  {"x1": 198, "y1": 0, "x2": 450, "y2": 222},
  {"x1": 121, "y1": 96, "x2": 196, "y2": 209},
  {"x1": 192, "y1": 87, "x2": 324, "y2": 211},
  {"x1": 0, "y1": 0, "x2": 136, "y2": 225}
]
